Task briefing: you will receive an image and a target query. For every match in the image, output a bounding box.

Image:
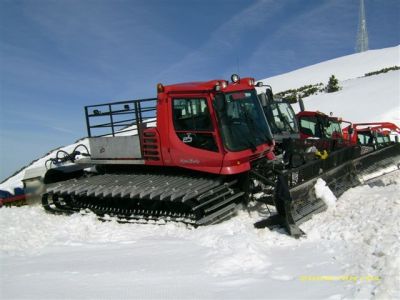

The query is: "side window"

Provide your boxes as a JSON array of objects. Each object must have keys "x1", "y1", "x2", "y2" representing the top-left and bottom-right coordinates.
[
  {"x1": 272, "y1": 106, "x2": 285, "y2": 130},
  {"x1": 357, "y1": 132, "x2": 370, "y2": 144},
  {"x1": 383, "y1": 136, "x2": 390, "y2": 143},
  {"x1": 300, "y1": 117, "x2": 317, "y2": 136},
  {"x1": 172, "y1": 98, "x2": 218, "y2": 152},
  {"x1": 278, "y1": 103, "x2": 298, "y2": 132},
  {"x1": 173, "y1": 98, "x2": 212, "y2": 131}
]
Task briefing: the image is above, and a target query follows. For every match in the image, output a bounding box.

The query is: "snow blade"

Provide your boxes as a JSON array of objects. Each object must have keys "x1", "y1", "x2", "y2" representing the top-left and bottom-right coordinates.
[
  {"x1": 263, "y1": 143, "x2": 400, "y2": 237},
  {"x1": 353, "y1": 143, "x2": 400, "y2": 180},
  {"x1": 275, "y1": 160, "x2": 361, "y2": 237},
  {"x1": 259, "y1": 146, "x2": 358, "y2": 237},
  {"x1": 253, "y1": 174, "x2": 305, "y2": 238}
]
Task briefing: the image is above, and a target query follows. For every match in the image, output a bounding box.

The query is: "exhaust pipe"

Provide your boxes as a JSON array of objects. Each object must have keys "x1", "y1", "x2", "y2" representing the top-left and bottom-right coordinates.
[{"x1": 298, "y1": 94, "x2": 305, "y2": 112}]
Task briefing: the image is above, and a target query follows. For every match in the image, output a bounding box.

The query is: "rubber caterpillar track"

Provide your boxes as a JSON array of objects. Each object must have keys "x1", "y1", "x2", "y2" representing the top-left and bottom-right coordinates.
[{"x1": 42, "y1": 173, "x2": 245, "y2": 225}]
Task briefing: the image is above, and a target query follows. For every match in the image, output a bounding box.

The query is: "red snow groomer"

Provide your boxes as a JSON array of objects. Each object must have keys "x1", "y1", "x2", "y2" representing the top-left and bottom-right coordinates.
[
  {"x1": 39, "y1": 75, "x2": 400, "y2": 237},
  {"x1": 295, "y1": 108, "x2": 400, "y2": 161},
  {"x1": 297, "y1": 111, "x2": 346, "y2": 140},
  {"x1": 42, "y1": 76, "x2": 284, "y2": 229},
  {"x1": 343, "y1": 122, "x2": 400, "y2": 146},
  {"x1": 0, "y1": 189, "x2": 26, "y2": 207}
]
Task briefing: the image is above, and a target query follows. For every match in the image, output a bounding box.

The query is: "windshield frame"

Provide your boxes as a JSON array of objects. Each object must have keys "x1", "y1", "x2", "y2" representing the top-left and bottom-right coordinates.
[
  {"x1": 324, "y1": 120, "x2": 342, "y2": 138},
  {"x1": 268, "y1": 101, "x2": 298, "y2": 134}
]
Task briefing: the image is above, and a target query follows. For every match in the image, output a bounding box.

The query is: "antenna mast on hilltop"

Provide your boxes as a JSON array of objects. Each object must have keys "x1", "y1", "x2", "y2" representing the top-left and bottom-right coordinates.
[{"x1": 356, "y1": 0, "x2": 369, "y2": 52}]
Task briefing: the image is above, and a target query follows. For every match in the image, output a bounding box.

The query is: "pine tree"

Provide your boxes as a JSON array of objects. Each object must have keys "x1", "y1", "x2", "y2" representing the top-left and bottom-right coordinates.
[{"x1": 326, "y1": 75, "x2": 340, "y2": 93}]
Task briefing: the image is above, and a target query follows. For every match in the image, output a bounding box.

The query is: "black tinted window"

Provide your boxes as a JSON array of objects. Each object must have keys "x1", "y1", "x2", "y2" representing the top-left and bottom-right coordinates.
[
  {"x1": 173, "y1": 98, "x2": 212, "y2": 131},
  {"x1": 172, "y1": 98, "x2": 217, "y2": 152}
]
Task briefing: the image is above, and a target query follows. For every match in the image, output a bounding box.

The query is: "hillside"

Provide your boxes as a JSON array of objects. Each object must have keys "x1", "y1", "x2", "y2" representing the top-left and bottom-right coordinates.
[
  {"x1": 259, "y1": 45, "x2": 400, "y2": 125},
  {"x1": 1, "y1": 46, "x2": 400, "y2": 299},
  {"x1": 293, "y1": 70, "x2": 399, "y2": 124},
  {"x1": 260, "y1": 45, "x2": 399, "y2": 93}
]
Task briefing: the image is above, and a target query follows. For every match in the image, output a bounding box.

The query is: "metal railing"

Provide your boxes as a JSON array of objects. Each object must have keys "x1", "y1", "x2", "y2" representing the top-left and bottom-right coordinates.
[{"x1": 84, "y1": 98, "x2": 157, "y2": 137}]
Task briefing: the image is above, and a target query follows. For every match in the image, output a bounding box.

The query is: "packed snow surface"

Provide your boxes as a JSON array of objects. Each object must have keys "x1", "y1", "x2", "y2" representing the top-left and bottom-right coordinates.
[{"x1": 1, "y1": 171, "x2": 399, "y2": 299}]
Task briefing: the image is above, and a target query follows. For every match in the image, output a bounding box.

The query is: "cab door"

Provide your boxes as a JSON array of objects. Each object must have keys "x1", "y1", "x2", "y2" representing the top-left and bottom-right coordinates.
[{"x1": 168, "y1": 94, "x2": 224, "y2": 174}]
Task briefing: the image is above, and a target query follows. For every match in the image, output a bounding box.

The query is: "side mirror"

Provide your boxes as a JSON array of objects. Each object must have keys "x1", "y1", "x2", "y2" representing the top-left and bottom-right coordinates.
[{"x1": 214, "y1": 94, "x2": 225, "y2": 112}]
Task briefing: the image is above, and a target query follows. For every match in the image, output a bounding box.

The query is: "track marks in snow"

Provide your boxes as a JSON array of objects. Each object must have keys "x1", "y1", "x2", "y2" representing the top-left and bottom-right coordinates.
[
  {"x1": 301, "y1": 171, "x2": 400, "y2": 299},
  {"x1": 1, "y1": 172, "x2": 399, "y2": 298}
]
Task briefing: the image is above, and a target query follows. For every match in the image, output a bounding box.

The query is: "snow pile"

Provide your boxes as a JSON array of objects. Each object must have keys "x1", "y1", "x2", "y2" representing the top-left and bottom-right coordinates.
[
  {"x1": 1, "y1": 171, "x2": 399, "y2": 299},
  {"x1": 314, "y1": 178, "x2": 337, "y2": 209}
]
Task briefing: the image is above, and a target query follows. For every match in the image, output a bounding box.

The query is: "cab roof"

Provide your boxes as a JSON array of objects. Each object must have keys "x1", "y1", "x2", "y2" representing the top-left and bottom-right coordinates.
[
  {"x1": 297, "y1": 111, "x2": 341, "y2": 122},
  {"x1": 161, "y1": 77, "x2": 256, "y2": 94}
]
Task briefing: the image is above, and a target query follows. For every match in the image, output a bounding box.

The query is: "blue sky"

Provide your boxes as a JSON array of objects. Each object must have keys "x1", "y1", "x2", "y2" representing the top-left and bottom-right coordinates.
[{"x1": 0, "y1": 0, "x2": 399, "y2": 181}]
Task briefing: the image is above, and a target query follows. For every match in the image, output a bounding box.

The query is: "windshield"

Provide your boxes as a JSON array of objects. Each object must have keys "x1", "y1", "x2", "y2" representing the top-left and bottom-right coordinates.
[
  {"x1": 325, "y1": 121, "x2": 342, "y2": 138},
  {"x1": 299, "y1": 116, "x2": 342, "y2": 139},
  {"x1": 267, "y1": 102, "x2": 298, "y2": 134},
  {"x1": 214, "y1": 90, "x2": 273, "y2": 152},
  {"x1": 299, "y1": 116, "x2": 319, "y2": 137},
  {"x1": 376, "y1": 134, "x2": 390, "y2": 144},
  {"x1": 362, "y1": 132, "x2": 390, "y2": 144}
]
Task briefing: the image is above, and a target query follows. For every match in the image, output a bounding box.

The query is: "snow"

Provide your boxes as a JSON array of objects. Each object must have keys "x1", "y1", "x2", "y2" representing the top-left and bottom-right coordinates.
[
  {"x1": 295, "y1": 71, "x2": 400, "y2": 125},
  {"x1": 1, "y1": 171, "x2": 399, "y2": 299},
  {"x1": 1, "y1": 46, "x2": 400, "y2": 299},
  {"x1": 260, "y1": 45, "x2": 400, "y2": 92},
  {"x1": 302, "y1": 171, "x2": 400, "y2": 299},
  {"x1": 259, "y1": 45, "x2": 400, "y2": 126},
  {"x1": 314, "y1": 178, "x2": 337, "y2": 209}
]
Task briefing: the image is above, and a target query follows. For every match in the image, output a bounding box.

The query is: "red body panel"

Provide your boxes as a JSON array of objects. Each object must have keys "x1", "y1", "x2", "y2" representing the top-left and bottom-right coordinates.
[
  {"x1": 0, "y1": 194, "x2": 26, "y2": 207},
  {"x1": 166, "y1": 92, "x2": 224, "y2": 174},
  {"x1": 220, "y1": 144, "x2": 274, "y2": 175},
  {"x1": 141, "y1": 77, "x2": 274, "y2": 175}
]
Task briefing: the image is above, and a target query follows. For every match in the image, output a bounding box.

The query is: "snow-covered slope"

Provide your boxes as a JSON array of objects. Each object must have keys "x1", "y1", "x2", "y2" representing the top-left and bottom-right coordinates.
[
  {"x1": 260, "y1": 45, "x2": 400, "y2": 92},
  {"x1": 1, "y1": 171, "x2": 399, "y2": 299},
  {"x1": 294, "y1": 70, "x2": 400, "y2": 124},
  {"x1": 259, "y1": 45, "x2": 400, "y2": 126},
  {"x1": 1, "y1": 46, "x2": 400, "y2": 299}
]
